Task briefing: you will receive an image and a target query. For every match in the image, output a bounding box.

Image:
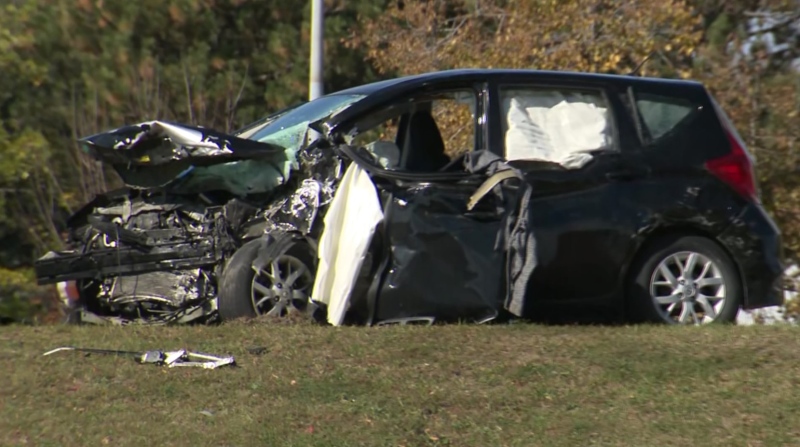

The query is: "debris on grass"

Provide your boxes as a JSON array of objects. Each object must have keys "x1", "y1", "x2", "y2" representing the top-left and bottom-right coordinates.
[{"x1": 42, "y1": 346, "x2": 236, "y2": 369}]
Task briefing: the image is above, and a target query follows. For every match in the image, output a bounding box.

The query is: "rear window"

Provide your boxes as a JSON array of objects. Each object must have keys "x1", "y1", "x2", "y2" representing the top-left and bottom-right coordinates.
[{"x1": 634, "y1": 93, "x2": 698, "y2": 142}]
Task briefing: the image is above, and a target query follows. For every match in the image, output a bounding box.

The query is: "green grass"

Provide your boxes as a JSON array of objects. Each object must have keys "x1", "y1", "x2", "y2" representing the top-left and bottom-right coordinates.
[{"x1": 2, "y1": 322, "x2": 800, "y2": 446}]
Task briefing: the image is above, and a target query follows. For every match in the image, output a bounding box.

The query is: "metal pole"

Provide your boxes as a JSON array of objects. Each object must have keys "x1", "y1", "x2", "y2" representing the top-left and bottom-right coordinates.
[{"x1": 309, "y1": 0, "x2": 324, "y2": 100}]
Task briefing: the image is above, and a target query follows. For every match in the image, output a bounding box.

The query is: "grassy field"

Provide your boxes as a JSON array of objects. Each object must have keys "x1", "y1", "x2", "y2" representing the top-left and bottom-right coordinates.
[{"x1": 2, "y1": 322, "x2": 800, "y2": 447}]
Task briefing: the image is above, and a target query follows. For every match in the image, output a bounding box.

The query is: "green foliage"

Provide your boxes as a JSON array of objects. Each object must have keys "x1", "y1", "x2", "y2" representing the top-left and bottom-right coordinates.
[
  {"x1": 0, "y1": 267, "x2": 48, "y2": 323},
  {"x1": 706, "y1": 13, "x2": 733, "y2": 50}
]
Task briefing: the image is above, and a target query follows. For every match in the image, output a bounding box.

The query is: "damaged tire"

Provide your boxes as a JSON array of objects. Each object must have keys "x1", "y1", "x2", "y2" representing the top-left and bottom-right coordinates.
[
  {"x1": 627, "y1": 235, "x2": 741, "y2": 325},
  {"x1": 218, "y1": 236, "x2": 317, "y2": 321}
]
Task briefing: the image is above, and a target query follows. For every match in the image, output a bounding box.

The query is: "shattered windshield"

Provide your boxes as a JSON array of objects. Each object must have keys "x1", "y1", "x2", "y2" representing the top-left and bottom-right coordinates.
[{"x1": 247, "y1": 94, "x2": 365, "y2": 150}]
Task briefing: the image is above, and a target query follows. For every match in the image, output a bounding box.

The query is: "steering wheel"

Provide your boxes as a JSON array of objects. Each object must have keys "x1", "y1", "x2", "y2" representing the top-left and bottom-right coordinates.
[{"x1": 438, "y1": 152, "x2": 468, "y2": 172}]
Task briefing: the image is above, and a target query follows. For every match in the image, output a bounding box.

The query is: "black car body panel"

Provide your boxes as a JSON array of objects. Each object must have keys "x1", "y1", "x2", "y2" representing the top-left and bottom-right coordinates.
[
  {"x1": 718, "y1": 201, "x2": 785, "y2": 309},
  {"x1": 35, "y1": 69, "x2": 784, "y2": 325},
  {"x1": 369, "y1": 181, "x2": 505, "y2": 323}
]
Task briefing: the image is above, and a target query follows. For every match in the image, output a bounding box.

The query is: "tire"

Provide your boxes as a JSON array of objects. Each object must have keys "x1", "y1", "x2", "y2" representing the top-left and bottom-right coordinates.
[
  {"x1": 626, "y1": 235, "x2": 741, "y2": 325},
  {"x1": 218, "y1": 235, "x2": 317, "y2": 321}
]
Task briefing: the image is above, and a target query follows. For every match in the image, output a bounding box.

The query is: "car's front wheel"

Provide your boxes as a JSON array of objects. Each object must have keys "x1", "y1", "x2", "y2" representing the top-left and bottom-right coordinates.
[
  {"x1": 627, "y1": 235, "x2": 742, "y2": 325},
  {"x1": 218, "y1": 236, "x2": 317, "y2": 321}
]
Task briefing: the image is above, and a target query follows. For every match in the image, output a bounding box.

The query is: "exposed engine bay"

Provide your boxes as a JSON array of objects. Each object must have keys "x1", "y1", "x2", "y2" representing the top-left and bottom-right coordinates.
[
  {"x1": 34, "y1": 120, "x2": 343, "y2": 325},
  {"x1": 36, "y1": 190, "x2": 252, "y2": 324}
]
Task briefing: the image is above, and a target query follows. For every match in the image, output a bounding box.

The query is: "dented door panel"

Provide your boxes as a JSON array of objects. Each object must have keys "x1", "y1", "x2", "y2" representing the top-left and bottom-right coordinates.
[{"x1": 372, "y1": 182, "x2": 505, "y2": 323}]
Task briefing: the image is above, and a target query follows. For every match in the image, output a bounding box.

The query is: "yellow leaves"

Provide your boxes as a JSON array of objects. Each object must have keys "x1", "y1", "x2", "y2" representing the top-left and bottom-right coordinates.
[
  {"x1": 168, "y1": 4, "x2": 185, "y2": 24},
  {"x1": 138, "y1": 57, "x2": 154, "y2": 80},
  {"x1": 104, "y1": 91, "x2": 120, "y2": 107},
  {"x1": 350, "y1": 0, "x2": 702, "y2": 78},
  {"x1": 76, "y1": 0, "x2": 92, "y2": 11},
  {"x1": 210, "y1": 57, "x2": 226, "y2": 70}
]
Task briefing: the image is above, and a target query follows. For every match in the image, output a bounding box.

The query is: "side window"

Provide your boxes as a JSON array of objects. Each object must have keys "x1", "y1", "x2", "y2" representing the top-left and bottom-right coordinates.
[
  {"x1": 499, "y1": 87, "x2": 614, "y2": 167},
  {"x1": 350, "y1": 89, "x2": 478, "y2": 172},
  {"x1": 634, "y1": 93, "x2": 696, "y2": 142},
  {"x1": 430, "y1": 91, "x2": 476, "y2": 158}
]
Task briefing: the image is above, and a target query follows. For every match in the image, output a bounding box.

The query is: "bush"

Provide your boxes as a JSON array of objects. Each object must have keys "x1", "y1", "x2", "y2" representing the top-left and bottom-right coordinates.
[{"x1": 0, "y1": 267, "x2": 58, "y2": 324}]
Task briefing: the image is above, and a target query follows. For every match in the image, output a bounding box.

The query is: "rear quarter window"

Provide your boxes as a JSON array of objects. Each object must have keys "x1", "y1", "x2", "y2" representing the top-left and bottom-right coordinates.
[{"x1": 635, "y1": 93, "x2": 698, "y2": 142}]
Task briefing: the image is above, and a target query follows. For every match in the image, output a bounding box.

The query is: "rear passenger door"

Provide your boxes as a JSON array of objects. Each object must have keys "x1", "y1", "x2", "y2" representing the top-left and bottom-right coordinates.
[{"x1": 489, "y1": 80, "x2": 646, "y2": 308}]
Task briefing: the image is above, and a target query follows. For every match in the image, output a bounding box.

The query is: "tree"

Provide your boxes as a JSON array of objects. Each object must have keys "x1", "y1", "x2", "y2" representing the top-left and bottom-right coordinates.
[{"x1": 349, "y1": 0, "x2": 702, "y2": 77}]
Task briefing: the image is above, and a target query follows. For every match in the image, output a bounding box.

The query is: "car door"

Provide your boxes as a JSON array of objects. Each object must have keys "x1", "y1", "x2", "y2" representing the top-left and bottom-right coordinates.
[
  {"x1": 488, "y1": 79, "x2": 648, "y2": 310},
  {"x1": 369, "y1": 176, "x2": 506, "y2": 323},
  {"x1": 335, "y1": 80, "x2": 509, "y2": 324}
]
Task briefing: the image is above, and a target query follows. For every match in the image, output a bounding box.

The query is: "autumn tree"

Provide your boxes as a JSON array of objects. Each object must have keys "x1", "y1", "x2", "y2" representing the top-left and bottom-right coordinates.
[{"x1": 350, "y1": 0, "x2": 702, "y2": 76}]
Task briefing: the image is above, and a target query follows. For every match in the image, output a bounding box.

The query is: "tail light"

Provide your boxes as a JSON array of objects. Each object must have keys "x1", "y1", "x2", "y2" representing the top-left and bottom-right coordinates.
[
  {"x1": 706, "y1": 99, "x2": 759, "y2": 202},
  {"x1": 56, "y1": 280, "x2": 80, "y2": 305}
]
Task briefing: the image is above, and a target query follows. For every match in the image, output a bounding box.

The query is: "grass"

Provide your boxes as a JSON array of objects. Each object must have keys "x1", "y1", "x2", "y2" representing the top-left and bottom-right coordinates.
[{"x1": 2, "y1": 322, "x2": 800, "y2": 446}]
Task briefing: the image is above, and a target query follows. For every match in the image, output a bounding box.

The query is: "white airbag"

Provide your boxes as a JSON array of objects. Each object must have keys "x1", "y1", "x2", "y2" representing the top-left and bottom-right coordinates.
[
  {"x1": 503, "y1": 91, "x2": 611, "y2": 169},
  {"x1": 311, "y1": 163, "x2": 384, "y2": 326}
]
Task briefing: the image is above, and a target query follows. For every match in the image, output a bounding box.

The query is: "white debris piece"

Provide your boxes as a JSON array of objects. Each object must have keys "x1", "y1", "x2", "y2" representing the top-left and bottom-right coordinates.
[{"x1": 42, "y1": 346, "x2": 236, "y2": 369}]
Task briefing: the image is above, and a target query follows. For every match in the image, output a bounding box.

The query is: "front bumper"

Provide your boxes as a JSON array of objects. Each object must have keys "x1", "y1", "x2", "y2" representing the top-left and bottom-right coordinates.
[{"x1": 34, "y1": 242, "x2": 221, "y2": 285}]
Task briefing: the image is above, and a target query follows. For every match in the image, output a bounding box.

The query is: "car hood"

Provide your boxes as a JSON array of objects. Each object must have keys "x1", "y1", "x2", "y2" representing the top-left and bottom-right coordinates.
[{"x1": 79, "y1": 121, "x2": 293, "y2": 194}]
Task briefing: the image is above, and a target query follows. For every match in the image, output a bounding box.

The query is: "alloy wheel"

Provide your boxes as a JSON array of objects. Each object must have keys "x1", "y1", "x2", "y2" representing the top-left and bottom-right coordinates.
[
  {"x1": 649, "y1": 251, "x2": 727, "y2": 325},
  {"x1": 250, "y1": 254, "x2": 313, "y2": 317}
]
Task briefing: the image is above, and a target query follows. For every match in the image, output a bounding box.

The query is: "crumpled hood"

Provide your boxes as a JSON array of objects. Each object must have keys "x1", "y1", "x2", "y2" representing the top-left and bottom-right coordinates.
[
  {"x1": 80, "y1": 120, "x2": 287, "y2": 165},
  {"x1": 80, "y1": 121, "x2": 292, "y2": 194}
]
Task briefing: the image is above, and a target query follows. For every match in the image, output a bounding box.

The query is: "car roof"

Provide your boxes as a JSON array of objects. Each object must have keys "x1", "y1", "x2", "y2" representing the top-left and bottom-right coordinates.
[{"x1": 332, "y1": 68, "x2": 704, "y2": 96}]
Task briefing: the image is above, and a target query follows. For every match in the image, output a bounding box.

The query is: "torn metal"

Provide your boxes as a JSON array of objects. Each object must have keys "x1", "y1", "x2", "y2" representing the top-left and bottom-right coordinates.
[
  {"x1": 80, "y1": 120, "x2": 285, "y2": 166},
  {"x1": 36, "y1": 189, "x2": 241, "y2": 324},
  {"x1": 464, "y1": 150, "x2": 537, "y2": 317},
  {"x1": 42, "y1": 346, "x2": 236, "y2": 369},
  {"x1": 80, "y1": 121, "x2": 291, "y2": 197}
]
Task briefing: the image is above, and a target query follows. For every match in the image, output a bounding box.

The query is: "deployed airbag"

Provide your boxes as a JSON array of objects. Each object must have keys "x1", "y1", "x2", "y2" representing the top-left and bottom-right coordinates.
[
  {"x1": 311, "y1": 162, "x2": 384, "y2": 326},
  {"x1": 502, "y1": 90, "x2": 611, "y2": 169}
]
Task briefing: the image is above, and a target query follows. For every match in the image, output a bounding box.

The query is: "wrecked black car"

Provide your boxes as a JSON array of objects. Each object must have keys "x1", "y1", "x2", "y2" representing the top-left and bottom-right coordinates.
[{"x1": 35, "y1": 69, "x2": 784, "y2": 326}]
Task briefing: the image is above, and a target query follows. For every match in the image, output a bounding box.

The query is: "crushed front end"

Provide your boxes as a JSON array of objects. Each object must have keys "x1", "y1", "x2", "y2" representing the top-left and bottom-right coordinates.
[{"x1": 34, "y1": 118, "x2": 344, "y2": 325}]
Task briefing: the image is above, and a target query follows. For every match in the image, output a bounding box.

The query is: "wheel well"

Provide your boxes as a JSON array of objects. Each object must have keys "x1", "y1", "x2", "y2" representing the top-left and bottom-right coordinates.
[{"x1": 621, "y1": 226, "x2": 745, "y2": 310}]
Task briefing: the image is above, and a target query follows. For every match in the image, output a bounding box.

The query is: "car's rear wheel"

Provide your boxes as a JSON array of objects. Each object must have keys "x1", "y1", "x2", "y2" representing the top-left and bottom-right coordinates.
[
  {"x1": 627, "y1": 235, "x2": 741, "y2": 325},
  {"x1": 218, "y1": 236, "x2": 317, "y2": 321}
]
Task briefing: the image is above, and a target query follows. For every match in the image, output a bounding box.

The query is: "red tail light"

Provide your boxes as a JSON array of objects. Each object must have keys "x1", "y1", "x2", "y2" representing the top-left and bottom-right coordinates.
[
  {"x1": 57, "y1": 280, "x2": 80, "y2": 305},
  {"x1": 705, "y1": 132, "x2": 758, "y2": 201}
]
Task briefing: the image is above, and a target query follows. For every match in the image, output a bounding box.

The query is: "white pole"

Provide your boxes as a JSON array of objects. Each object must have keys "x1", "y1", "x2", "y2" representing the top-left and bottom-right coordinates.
[{"x1": 309, "y1": 0, "x2": 324, "y2": 100}]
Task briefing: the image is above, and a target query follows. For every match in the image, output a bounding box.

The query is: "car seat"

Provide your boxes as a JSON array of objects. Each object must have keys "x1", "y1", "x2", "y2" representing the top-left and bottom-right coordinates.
[{"x1": 399, "y1": 111, "x2": 451, "y2": 172}]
